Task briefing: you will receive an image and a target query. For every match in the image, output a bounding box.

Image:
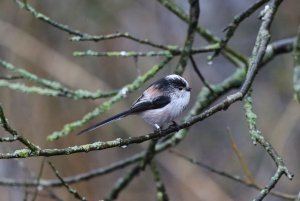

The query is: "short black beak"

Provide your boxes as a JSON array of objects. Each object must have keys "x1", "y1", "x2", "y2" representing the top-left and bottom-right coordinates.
[{"x1": 186, "y1": 87, "x2": 192, "y2": 91}]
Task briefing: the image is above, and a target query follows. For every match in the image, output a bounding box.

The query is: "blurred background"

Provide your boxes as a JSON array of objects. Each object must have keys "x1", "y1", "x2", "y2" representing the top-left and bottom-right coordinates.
[{"x1": 0, "y1": 0, "x2": 299, "y2": 200}]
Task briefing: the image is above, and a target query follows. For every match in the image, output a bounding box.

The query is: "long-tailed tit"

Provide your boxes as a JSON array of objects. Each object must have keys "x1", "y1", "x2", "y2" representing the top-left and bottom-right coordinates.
[{"x1": 78, "y1": 74, "x2": 191, "y2": 135}]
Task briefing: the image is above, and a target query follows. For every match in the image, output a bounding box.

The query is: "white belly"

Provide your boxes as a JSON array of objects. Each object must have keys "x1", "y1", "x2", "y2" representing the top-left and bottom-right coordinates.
[{"x1": 139, "y1": 93, "x2": 190, "y2": 127}]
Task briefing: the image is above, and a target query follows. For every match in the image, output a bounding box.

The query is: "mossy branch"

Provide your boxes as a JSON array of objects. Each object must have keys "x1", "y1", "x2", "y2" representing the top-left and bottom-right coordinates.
[
  {"x1": 293, "y1": 25, "x2": 300, "y2": 101},
  {"x1": 0, "y1": 59, "x2": 117, "y2": 99}
]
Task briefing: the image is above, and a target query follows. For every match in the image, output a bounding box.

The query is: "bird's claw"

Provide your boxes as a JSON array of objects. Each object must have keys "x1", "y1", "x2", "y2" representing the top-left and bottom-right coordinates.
[
  {"x1": 170, "y1": 121, "x2": 180, "y2": 132},
  {"x1": 154, "y1": 124, "x2": 162, "y2": 133}
]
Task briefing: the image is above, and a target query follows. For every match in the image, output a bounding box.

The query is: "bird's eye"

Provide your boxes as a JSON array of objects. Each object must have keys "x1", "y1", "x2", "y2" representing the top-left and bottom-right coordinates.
[{"x1": 178, "y1": 87, "x2": 183, "y2": 90}]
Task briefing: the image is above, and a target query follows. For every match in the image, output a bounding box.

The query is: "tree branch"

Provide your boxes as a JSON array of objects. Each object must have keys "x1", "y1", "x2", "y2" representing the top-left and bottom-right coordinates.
[
  {"x1": 293, "y1": 25, "x2": 300, "y2": 101},
  {"x1": 175, "y1": 0, "x2": 200, "y2": 74},
  {"x1": 170, "y1": 150, "x2": 296, "y2": 200},
  {"x1": 0, "y1": 105, "x2": 40, "y2": 151},
  {"x1": 211, "y1": 0, "x2": 270, "y2": 59},
  {"x1": 48, "y1": 161, "x2": 87, "y2": 201}
]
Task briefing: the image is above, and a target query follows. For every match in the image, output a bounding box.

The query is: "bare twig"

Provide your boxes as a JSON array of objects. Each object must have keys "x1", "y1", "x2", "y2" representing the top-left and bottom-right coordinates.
[
  {"x1": 26, "y1": 190, "x2": 64, "y2": 201},
  {"x1": 71, "y1": 32, "x2": 171, "y2": 50},
  {"x1": 169, "y1": 150, "x2": 297, "y2": 200},
  {"x1": 48, "y1": 160, "x2": 87, "y2": 201},
  {"x1": 0, "y1": 104, "x2": 40, "y2": 151},
  {"x1": 210, "y1": 0, "x2": 270, "y2": 59},
  {"x1": 189, "y1": 55, "x2": 216, "y2": 96},
  {"x1": 157, "y1": 0, "x2": 248, "y2": 67},
  {"x1": 262, "y1": 37, "x2": 296, "y2": 65},
  {"x1": 73, "y1": 45, "x2": 219, "y2": 58},
  {"x1": 15, "y1": 0, "x2": 87, "y2": 36},
  {"x1": 161, "y1": 2, "x2": 294, "y2": 201},
  {"x1": 226, "y1": 127, "x2": 256, "y2": 184},
  {"x1": 0, "y1": 136, "x2": 18, "y2": 142},
  {"x1": 0, "y1": 153, "x2": 142, "y2": 187},
  {"x1": 31, "y1": 158, "x2": 46, "y2": 201}
]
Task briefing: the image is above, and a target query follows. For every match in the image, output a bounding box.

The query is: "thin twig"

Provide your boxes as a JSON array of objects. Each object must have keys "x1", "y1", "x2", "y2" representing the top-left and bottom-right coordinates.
[
  {"x1": 47, "y1": 160, "x2": 87, "y2": 201},
  {"x1": 175, "y1": 0, "x2": 200, "y2": 74},
  {"x1": 293, "y1": 25, "x2": 300, "y2": 101},
  {"x1": 0, "y1": 75, "x2": 23, "y2": 80},
  {"x1": 26, "y1": 189, "x2": 64, "y2": 201},
  {"x1": 157, "y1": 0, "x2": 248, "y2": 67},
  {"x1": 73, "y1": 50, "x2": 174, "y2": 57},
  {"x1": 189, "y1": 55, "x2": 216, "y2": 96},
  {"x1": 210, "y1": 0, "x2": 270, "y2": 59},
  {"x1": 226, "y1": 127, "x2": 256, "y2": 184},
  {"x1": 0, "y1": 59, "x2": 117, "y2": 100},
  {"x1": 16, "y1": 0, "x2": 180, "y2": 52},
  {"x1": 262, "y1": 37, "x2": 296, "y2": 65},
  {"x1": 0, "y1": 105, "x2": 40, "y2": 151},
  {"x1": 16, "y1": 0, "x2": 86, "y2": 36},
  {"x1": 71, "y1": 32, "x2": 171, "y2": 50},
  {"x1": 0, "y1": 136, "x2": 18, "y2": 142},
  {"x1": 73, "y1": 45, "x2": 219, "y2": 58},
  {"x1": 169, "y1": 150, "x2": 296, "y2": 200},
  {"x1": 31, "y1": 158, "x2": 46, "y2": 201},
  {"x1": 0, "y1": 153, "x2": 142, "y2": 187}
]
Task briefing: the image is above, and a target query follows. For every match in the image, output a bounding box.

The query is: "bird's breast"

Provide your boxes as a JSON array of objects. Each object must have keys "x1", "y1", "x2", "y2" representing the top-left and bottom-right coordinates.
[{"x1": 139, "y1": 92, "x2": 190, "y2": 127}]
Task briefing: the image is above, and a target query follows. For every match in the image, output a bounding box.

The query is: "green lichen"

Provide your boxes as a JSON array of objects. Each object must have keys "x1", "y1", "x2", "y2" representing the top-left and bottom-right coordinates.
[
  {"x1": 156, "y1": 192, "x2": 164, "y2": 201},
  {"x1": 293, "y1": 26, "x2": 300, "y2": 102},
  {"x1": 14, "y1": 149, "x2": 31, "y2": 158}
]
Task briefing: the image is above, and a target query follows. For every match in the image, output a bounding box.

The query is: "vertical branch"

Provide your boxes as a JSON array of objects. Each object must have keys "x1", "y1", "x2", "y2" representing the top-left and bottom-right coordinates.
[
  {"x1": 175, "y1": 0, "x2": 200, "y2": 74},
  {"x1": 293, "y1": 25, "x2": 300, "y2": 101},
  {"x1": 157, "y1": 0, "x2": 248, "y2": 67},
  {"x1": 244, "y1": 92, "x2": 293, "y2": 201},
  {"x1": 31, "y1": 158, "x2": 46, "y2": 201},
  {"x1": 226, "y1": 128, "x2": 256, "y2": 184},
  {"x1": 48, "y1": 161, "x2": 87, "y2": 201},
  {"x1": 240, "y1": 0, "x2": 283, "y2": 95},
  {"x1": 150, "y1": 161, "x2": 169, "y2": 201},
  {"x1": 189, "y1": 55, "x2": 216, "y2": 96},
  {"x1": 0, "y1": 104, "x2": 40, "y2": 152}
]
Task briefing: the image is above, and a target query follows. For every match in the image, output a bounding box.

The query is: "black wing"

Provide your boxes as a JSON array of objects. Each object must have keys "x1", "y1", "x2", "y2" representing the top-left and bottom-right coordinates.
[
  {"x1": 77, "y1": 95, "x2": 170, "y2": 135},
  {"x1": 129, "y1": 95, "x2": 171, "y2": 113}
]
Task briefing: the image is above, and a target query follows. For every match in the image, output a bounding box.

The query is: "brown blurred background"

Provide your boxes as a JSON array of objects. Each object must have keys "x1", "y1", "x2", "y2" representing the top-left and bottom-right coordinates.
[{"x1": 0, "y1": 0, "x2": 299, "y2": 200}]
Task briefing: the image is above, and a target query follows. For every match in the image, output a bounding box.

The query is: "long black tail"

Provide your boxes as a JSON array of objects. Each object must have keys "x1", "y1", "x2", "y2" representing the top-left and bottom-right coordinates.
[{"x1": 77, "y1": 110, "x2": 131, "y2": 135}]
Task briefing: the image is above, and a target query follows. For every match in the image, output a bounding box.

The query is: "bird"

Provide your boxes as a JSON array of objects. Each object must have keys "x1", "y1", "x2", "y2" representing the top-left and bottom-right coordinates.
[{"x1": 77, "y1": 74, "x2": 191, "y2": 135}]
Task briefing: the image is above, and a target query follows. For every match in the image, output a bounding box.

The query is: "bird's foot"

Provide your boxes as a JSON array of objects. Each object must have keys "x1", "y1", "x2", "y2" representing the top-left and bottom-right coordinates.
[
  {"x1": 154, "y1": 124, "x2": 162, "y2": 133},
  {"x1": 170, "y1": 121, "x2": 180, "y2": 132}
]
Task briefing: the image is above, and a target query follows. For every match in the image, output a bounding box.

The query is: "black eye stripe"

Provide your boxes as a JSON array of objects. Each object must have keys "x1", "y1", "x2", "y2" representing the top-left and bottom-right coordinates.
[
  {"x1": 170, "y1": 78, "x2": 187, "y2": 88},
  {"x1": 148, "y1": 76, "x2": 187, "y2": 91}
]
